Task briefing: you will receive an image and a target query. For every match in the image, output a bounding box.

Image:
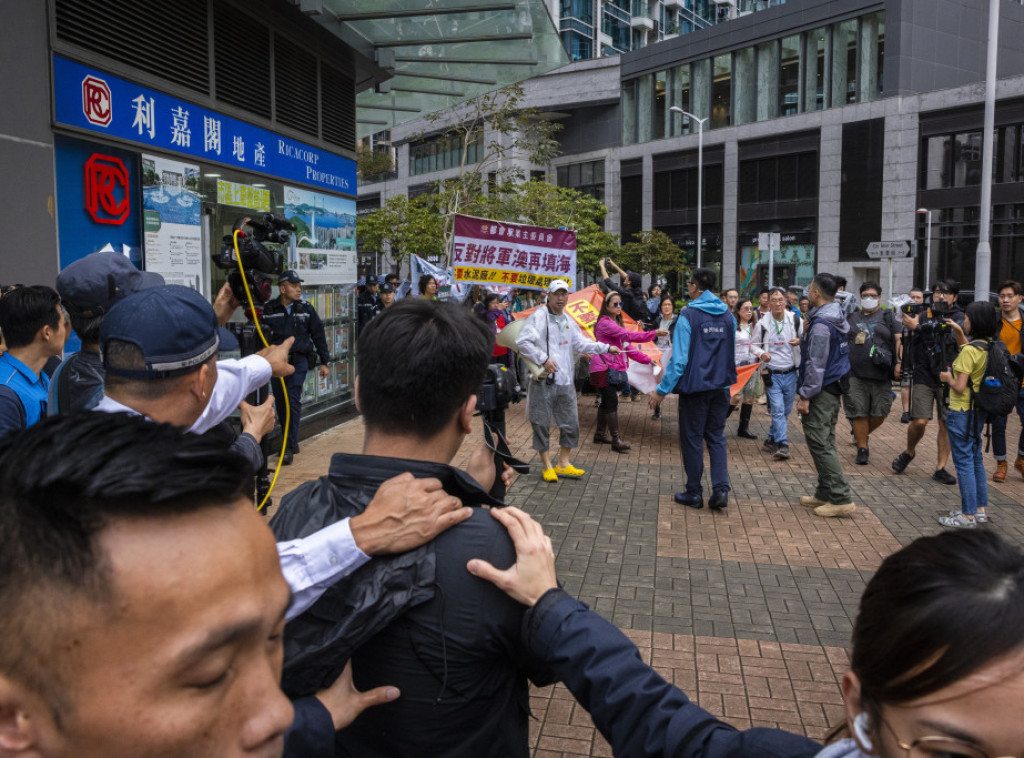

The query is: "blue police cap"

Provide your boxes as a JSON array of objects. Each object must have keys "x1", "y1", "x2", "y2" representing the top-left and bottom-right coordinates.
[
  {"x1": 100, "y1": 285, "x2": 219, "y2": 379},
  {"x1": 56, "y1": 252, "x2": 164, "y2": 318},
  {"x1": 279, "y1": 270, "x2": 303, "y2": 284}
]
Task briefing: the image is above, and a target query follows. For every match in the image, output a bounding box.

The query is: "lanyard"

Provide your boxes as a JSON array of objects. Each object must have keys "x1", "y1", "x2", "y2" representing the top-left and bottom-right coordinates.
[{"x1": 773, "y1": 317, "x2": 786, "y2": 336}]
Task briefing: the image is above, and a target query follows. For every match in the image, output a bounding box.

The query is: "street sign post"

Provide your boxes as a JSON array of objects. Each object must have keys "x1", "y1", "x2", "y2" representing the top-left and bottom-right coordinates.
[
  {"x1": 865, "y1": 241, "x2": 913, "y2": 298},
  {"x1": 759, "y1": 232, "x2": 781, "y2": 288}
]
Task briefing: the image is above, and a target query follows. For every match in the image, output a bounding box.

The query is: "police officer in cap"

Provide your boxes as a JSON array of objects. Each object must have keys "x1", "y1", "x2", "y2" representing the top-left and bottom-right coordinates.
[
  {"x1": 357, "y1": 274, "x2": 383, "y2": 331},
  {"x1": 262, "y1": 270, "x2": 330, "y2": 464}
]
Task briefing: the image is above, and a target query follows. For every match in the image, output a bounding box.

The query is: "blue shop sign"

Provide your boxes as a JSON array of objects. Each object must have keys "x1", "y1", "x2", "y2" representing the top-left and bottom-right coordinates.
[{"x1": 53, "y1": 55, "x2": 355, "y2": 195}]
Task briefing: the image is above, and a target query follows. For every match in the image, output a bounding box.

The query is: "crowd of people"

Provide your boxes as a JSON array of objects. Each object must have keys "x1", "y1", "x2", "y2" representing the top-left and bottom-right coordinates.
[{"x1": 3, "y1": 253, "x2": 1024, "y2": 757}]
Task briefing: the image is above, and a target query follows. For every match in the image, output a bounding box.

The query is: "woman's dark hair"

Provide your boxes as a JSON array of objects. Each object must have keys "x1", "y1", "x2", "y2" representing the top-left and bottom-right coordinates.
[
  {"x1": 851, "y1": 531, "x2": 1024, "y2": 719},
  {"x1": 599, "y1": 291, "x2": 624, "y2": 327},
  {"x1": 648, "y1": 283, "x2": 661, "y2": 297},
  {"x1": 735, "y1": 298, "x2": 755, "y2": 327},
  {"x1": 658, "y1": 293, "x2": 675, "y2": 316},
  {"x1": 965, "y1": 300, "x2": 999, "y2": 340},
  {"x1": 482, "y1": 292, "x2": 500, "y2": 315},
  {"x1": 418, "y1": 274, "x2": 437, "y2": 296}
]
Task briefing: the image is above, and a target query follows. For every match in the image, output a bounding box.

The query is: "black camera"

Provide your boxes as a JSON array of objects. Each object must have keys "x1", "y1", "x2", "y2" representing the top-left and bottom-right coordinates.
[
  {"x1": 901, "y1": 301, "x2": 929, "y2": 316},
  {"x1": 476, "y1": 364, "x2": 517, "y2": 414},
  {"x1": 213, "y1": 215, "x2": 295, "y2": 308},
  {"x1": 920, "y1": 321, "x2": 953, "y2": 336}
]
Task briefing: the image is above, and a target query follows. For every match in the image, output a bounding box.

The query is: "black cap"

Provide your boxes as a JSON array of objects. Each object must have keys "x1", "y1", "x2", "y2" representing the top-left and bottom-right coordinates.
[
  {"x1": 56, "y1": 252, "x2": 164, "y2": 318},
  {"x1": 365, "y1": 275, "x2": 379, "y2": 286},
  {"x1": 380, "y1": 283, "x2": 395, "y2": 294},
  {"x1": 100, "y1": 285, "x2": 219, "y2": 379},
  {"x1": 279, "y1": 270, "x2": 303, "y2": 285}
]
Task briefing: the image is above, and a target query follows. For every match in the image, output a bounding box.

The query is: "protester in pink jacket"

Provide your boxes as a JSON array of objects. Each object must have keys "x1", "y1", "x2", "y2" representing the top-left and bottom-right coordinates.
[{"x1": 589, "y1": 292, "x2": 666, "y2": 452}]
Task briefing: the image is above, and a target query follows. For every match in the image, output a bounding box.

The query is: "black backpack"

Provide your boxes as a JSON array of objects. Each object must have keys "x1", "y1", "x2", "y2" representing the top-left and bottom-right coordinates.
[{"x1": 969, "y1": 339, "x2": 1023, "y2": 417}]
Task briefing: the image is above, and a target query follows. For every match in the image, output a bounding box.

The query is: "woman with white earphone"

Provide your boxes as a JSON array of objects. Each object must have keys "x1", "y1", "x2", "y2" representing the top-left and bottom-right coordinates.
[{"x1": 473, "y1": 519, "x2": 1024, "y2": 758}]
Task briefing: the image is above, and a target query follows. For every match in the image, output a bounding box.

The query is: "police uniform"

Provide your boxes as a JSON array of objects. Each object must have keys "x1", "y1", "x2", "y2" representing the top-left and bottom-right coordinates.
[
  {"x1": 356, "y1": 275, "x2": 383, "y2": 332},
  {"x1": 262, "y1": 272, "x2": 330, "y2": 459}
]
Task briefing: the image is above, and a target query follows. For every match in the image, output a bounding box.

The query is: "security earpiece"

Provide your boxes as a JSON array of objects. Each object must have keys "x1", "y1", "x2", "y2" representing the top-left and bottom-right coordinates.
[{"x1": 852, "y1": 712, "x2": 874, "y2": 752}]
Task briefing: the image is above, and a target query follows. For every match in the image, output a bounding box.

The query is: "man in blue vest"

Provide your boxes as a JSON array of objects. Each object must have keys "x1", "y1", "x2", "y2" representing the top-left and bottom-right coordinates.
[
  {"x1": 650, "y1": 268, "x2": 737, "y2": 510},
  {"x1": 795, "y1": 273, "x2": 856, "y2": 518}
]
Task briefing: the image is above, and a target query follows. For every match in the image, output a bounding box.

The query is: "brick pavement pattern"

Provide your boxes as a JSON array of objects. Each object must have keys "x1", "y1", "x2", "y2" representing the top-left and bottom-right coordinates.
[{"x1": 269, "y1": 388, "x2": 1024, "y2": 757}]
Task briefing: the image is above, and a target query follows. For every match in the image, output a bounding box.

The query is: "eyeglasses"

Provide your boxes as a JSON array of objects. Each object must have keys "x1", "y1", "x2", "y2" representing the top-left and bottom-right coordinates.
[{"x1": 879, "y1": 713, "x2": 1017, "y2": 758}]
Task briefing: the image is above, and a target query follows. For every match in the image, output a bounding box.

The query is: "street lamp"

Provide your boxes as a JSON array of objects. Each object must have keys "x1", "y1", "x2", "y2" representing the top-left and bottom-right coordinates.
[
  {"x1": 916, "y1": 208, "x2": 932, "y2": 289},
  {"x1": 670, "y1": 106, "x2": 709, "y2": 269}
]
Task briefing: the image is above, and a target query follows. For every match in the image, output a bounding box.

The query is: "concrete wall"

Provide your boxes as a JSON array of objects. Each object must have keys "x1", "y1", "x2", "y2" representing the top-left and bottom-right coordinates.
[{"x1": 1, "y1": 3, "x2": 59, "y2": 286}]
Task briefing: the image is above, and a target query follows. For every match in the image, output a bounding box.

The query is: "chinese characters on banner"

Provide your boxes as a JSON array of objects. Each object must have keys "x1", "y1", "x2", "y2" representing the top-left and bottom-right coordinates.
[
  {"x1": 452, "y1": 214, "x2": 576, "y2": 291},
  {"x1": 216, "y1": 179, "x2": 270, "y2": 212}
]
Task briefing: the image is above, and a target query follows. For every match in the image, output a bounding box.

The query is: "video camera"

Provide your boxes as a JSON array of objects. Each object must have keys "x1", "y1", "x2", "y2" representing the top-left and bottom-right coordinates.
[
  {"x1": 476, "y1": 364, "x2": 518, "y2": 414},
  {"x1": 213, "y1": 215, "x2": 295, "y2": 309}
]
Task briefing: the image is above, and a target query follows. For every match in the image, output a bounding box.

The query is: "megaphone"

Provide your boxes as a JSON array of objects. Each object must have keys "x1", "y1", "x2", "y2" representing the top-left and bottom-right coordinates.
[{"x1": 497, "y1": 318, "x2": 548, "y2": 382}]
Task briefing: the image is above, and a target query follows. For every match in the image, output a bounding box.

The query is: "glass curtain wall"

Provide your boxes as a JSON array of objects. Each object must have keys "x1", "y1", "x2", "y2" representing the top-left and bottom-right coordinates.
[{"x1": 622, "y1": 10, "x2": 886, "y2": 143}]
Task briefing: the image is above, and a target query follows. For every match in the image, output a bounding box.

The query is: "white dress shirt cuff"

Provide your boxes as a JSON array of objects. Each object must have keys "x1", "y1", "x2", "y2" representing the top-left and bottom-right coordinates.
[{"x1": 279, "y1": 517, "x2": 370, "y2": 621}]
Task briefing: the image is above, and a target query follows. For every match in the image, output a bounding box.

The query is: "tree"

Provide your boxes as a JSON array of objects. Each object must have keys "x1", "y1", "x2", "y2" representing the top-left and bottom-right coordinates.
[
  {"x1": 468, "y1": 180, "x2": 617, "y2": 276},
  {"x1": 616, "y1": 230, "x2": 688, "y2": 283},
  {"x1": 356, "y1": 145, "x2": 394, "y2": 181},
  {"x1": 356, "y1": 194, "x2": 445, "y2": 273},
  {"x1": 415, "y1": 83, "x2": 563, "y2": 265}
]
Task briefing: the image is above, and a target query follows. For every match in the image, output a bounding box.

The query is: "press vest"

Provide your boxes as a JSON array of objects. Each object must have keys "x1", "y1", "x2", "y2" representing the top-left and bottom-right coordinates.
[{"x1": 674, "y1": 307, "x2": 737, "y2": 394}]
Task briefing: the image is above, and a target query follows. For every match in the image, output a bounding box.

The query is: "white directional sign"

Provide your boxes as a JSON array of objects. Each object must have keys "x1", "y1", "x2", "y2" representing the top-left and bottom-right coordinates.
[{"x1": 865, "y1": 241, "x2": 912, "y2": 259}]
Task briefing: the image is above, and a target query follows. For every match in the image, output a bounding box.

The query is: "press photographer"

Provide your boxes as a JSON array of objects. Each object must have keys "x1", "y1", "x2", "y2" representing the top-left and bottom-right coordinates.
[{"x1": 891, "y1": 280, "x2": 966, "y2": 483}]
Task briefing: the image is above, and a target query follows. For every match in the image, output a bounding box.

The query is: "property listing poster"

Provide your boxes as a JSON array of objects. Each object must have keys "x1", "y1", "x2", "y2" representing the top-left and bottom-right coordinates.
[
  {"x1": 283, "y1": 185, "x2": 357, "y2": 285},
  {"x1": 452, "y1": 214, "x2": 577, "y2": 291},
  {"x1": 141, "y1": 154, "x2": 203, "y2": 290}
]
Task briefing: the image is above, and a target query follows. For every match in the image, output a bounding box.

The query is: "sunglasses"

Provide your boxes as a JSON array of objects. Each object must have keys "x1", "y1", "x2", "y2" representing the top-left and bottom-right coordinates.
[{"x1": 609, "y1": 302, "x2": 622, "y2": 308}]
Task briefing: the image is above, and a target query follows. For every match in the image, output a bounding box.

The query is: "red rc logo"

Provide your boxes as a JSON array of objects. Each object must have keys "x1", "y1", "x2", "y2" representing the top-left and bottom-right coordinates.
[
  {"x1": 82, "y1": 75, "x2": 112, "y2": 126},
  {"x1": 84, "y1": 154, "x2": 130, "y2": 225}
]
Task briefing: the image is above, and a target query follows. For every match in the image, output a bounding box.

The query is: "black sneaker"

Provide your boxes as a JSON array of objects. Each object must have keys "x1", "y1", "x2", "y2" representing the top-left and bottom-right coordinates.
[
  {"x1": 892, "y1": 451, "x2": 914, "y2": 474},
  {"x1": 900, "y1": 411, "x2": 911, "y2": 424},
  {"x1": 932, "y1": 468, "x2": 957, "y2": 485},
  {"x1": 708, "y1": 488, "x2": 729, "y2": 510},
  {"x1": 773, "y1": 444, "x2": 790, "y2": 461},
  {"x1": 855, "y1": 447, "x2": 869, "y2": 465},
  {"x1": 674, "y1": 492, "x2": 703, "y2": 509},
  {"x1": 763, "y1": 438, "x2": 778, "y2": 454}
]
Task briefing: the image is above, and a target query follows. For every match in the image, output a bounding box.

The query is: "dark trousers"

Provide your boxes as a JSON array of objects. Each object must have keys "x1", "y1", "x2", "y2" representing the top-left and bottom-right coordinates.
[
  {"x1": 991, "y1": 388, "x2": 1024, "y2": 459},
  {"x1": 677, "y1": 388, "x2": 731, "y2": 496},
  {"x1": 273, "y1": 356, "x2": 308, "y2": 454},
  {"x1": 598, "y1": 384, "x2": 619, "y2": 412}
]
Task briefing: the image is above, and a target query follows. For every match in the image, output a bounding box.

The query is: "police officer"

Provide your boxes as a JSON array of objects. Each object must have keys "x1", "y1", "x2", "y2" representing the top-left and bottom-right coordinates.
[
  {"x1": 262, "y1": 270, "x2": 330, "y2": 465},
  {"x1": 357, "y1": 275, "x2": 383, "y2": 331}
]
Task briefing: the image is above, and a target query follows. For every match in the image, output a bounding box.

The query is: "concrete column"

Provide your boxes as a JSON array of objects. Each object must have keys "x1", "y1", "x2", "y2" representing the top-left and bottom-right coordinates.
[
  {"x1": 641, "y1": 151, "x2": 654, "y2": 231},
  {"x1": 722, "y1": 140, "x2": 739, "y2": 288},
  {"x1": 860, "y1": 14, "x2": 879, "y2": 102},
  {"x1": 756, "y1": 40, "x2": 779, "y2": 121},
  {"x1": 691, "y1": 58, "x2": 711, "y2": 122},
  {"x1": 733, "y1": 47, "x2": 756, "y2": 126},
  {"x1": 637, "y1": 74, "x2": 653, "y2": 144},
  {"x1": 817, "y1": 122, "x2": 843, "y2": 276},
  {"x1": 880, "y1": 106, "x2": 921, "y2": 296}
]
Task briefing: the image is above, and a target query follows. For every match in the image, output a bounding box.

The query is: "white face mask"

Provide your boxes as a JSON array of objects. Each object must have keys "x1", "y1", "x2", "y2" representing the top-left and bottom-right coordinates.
[{"x1": 861, "y1": 297, "x2": 879, "y2": 311}]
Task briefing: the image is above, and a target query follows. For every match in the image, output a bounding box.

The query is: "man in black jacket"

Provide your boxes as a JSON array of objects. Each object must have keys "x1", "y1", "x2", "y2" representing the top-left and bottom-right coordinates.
[
  {"x1": 891, "y1": 280, "x2": 965, "y2": 484},
  {"x1": 262, "y1": 270, "x2": 331, "y2": 465},
  {"x1": 599, "y1": 257, "x2": 646, "y2": 323},
  {"x1": 270, "y1": 299, "x2": 553, "y2": 757}
]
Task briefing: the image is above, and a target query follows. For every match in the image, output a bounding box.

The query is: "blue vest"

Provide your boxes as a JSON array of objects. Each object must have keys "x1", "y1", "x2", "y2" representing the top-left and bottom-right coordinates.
[
  {"x1": 798, "y1": 316, "x2": 851, "y2": 390},
  {"x1": 674, "y1": 307, "x2": 737, "y2": 394}
]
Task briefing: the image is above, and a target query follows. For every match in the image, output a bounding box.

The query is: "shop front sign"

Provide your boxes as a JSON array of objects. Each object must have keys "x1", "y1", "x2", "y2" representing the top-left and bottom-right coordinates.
[{"x1": 54, "y1": 55, "x2": 356, "y2": 196}]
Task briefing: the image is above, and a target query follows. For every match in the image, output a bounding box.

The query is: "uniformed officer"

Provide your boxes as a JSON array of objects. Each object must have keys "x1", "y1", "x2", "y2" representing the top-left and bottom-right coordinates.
[
  {"x1": 262, "y1": 270, "x2": 330, "y2": 465},
  {"x1": 357, "y1": 275, "x2": 383, "y2": 331}
]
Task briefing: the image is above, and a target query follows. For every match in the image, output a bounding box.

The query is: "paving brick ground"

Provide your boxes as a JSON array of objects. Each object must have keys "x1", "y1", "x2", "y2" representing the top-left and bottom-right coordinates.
[{"x1": 268, "y1": 388, "x2": 1024, "y2": 756}]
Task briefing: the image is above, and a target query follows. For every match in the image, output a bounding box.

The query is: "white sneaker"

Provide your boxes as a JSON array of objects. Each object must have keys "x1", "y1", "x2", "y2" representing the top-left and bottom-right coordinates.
[
  {"x1": 939, "y1": 513, "x2": 976, "y2": 529},
  {"x1": 947, "y1": 509, "x2": 988, "y2": 523}
]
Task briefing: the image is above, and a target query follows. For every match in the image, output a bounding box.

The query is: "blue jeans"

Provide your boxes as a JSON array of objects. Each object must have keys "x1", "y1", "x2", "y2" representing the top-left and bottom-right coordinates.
[
  {"x1": 765, "y1": 370, "x2": 797, "y2": 445},
  {"x1": 677, "y1": 388, "x2": 730, "y2": 496},
  {"x1": 990, "y1": 387, "x2": 1024, "y2": 460},
  {"x1": 946, "y1": 409, "x2": 987, "y2": 515}
]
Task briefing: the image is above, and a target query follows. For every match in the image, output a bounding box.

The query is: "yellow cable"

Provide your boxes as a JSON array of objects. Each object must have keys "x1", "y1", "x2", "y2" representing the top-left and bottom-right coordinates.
[{"x1": 233, "y1": 229, "x2": 288, "y2": 512}]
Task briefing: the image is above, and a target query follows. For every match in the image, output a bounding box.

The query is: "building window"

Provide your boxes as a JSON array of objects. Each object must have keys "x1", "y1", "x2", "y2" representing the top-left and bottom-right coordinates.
[
  {"x1": 711, "y1": 54, "x2": 731, "y2": 128},
  {"x1": 831, "y1": 18, "x2": 858, "y2": 106},
  {"x1": 557, "y1": 160, "x2": 605, "y2": 201},
  {"x1": 805, "y1": 27, "x2": 827, "y2": 112},
  {"x1": 738, "y1": 152, "x2": 819, "y2": 204},
  {"x1": 408, "y1": 130, "x2": 482, "y2": 176}
]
